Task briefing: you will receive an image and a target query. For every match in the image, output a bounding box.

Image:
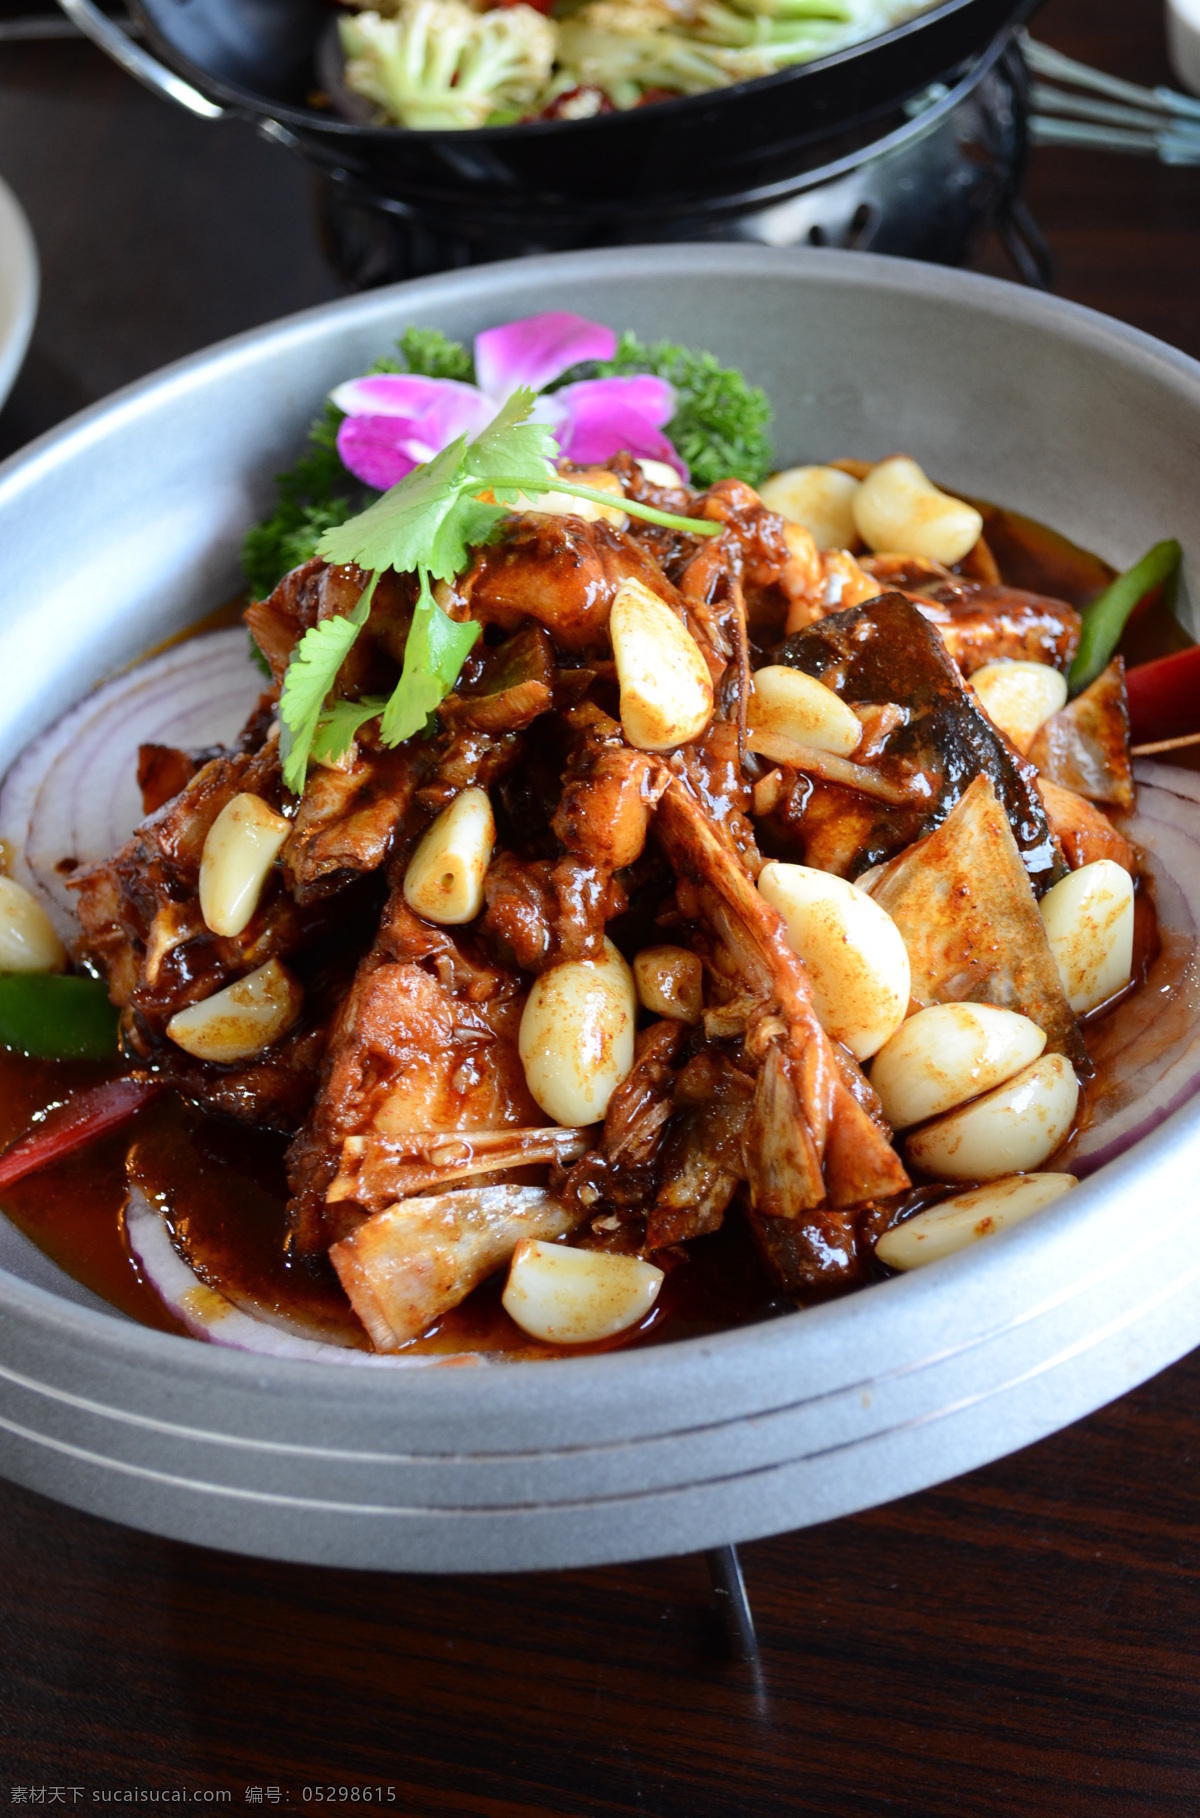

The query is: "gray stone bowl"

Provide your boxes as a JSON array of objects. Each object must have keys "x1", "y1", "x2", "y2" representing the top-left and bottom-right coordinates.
[{"x1": 1, "y1": 246, "x2": 1198, "y2": 1573}]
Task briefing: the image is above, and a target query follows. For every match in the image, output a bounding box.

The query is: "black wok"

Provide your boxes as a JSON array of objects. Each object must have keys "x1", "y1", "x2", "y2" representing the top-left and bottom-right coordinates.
[{"x1": 68, "y1": 0, "x2": 1039, "y2": 207}]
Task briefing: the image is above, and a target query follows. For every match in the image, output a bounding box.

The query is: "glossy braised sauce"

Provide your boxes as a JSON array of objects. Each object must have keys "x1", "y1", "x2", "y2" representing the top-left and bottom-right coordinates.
[{"x1": 0, "y1": 505, "x2": 1183, "y2": 1357}]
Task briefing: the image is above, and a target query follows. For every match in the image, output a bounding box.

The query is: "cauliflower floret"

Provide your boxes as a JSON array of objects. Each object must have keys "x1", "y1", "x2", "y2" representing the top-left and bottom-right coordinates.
[
  {"x1": 340, "y1": 1, "x2": 558, "y2": 130},
  {"x1": 555, "y1": 4, "x2": 776, "y2": 103}
]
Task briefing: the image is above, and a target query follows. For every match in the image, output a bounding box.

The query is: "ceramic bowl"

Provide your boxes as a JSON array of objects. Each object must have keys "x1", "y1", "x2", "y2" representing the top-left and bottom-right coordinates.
[{"x1": 1, "y1": 246, "x2": 1198, "y2": 1572}]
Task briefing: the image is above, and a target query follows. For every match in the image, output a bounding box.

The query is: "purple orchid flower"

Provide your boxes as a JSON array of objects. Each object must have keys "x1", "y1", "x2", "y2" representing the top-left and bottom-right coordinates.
[{"x1": 331, "y1": 311, "x2": 686, "y2": 492}]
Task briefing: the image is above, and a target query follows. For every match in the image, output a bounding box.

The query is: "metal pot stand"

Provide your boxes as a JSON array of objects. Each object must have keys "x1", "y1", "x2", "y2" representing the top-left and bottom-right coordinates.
[{"x1": 58, "y1": 0, "x2": 1044, "y2": 282}]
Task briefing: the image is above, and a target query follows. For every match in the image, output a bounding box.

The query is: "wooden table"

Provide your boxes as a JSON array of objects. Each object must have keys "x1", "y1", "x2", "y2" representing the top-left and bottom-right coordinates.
[{"x1": 3, "y1": 3, "x2": 1200, "y2": 1810}]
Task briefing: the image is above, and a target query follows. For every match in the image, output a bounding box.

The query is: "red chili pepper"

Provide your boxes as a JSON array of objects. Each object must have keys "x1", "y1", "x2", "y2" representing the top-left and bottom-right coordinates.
[
  {"x1": 0, "y1": 1077, "x2": 165, "y2": 1192},
  {"x1": 1126, "y1": 645, "x2": 1200, "y2": 744}
]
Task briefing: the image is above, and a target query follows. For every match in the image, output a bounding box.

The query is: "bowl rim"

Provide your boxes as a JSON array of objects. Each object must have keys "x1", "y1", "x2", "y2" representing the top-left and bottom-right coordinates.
[{"x1": 1, "y1": 242, "x2": 1198, "y2": 1433}]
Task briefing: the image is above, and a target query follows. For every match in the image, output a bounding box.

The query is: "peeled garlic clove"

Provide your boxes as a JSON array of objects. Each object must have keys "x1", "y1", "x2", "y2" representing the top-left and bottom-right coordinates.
[
  {"x1": 748, "y1": 664, "x2": 863, "y2": 760},
  {"x1": 876, "y1": 1173, "x2": 1078, "y2": 1271},
  {"x1": 636, "y1": 458, "x2": 686, "y2": 489},
  {"x1": 1039, "y1": 858, "x2": 1134, "y2": 1015},
  {"x1": 166, "y1": 957, "x2": 303, "y2": 1065},
  {"x1": 502, "y1": 1238, "x2": 664, "y2": 1344},
  {"x1": 970, "y1": 661, "x2": 1068, "y2": 754},
  {"x1": 609, "y1": 576, "x2": 713, "y2": 752},
  {"x1": 759, "y1": 464, "x2": 861, "y2": 551},
  {"x1": 853, "y1": 456, "x2": 984, "y2": 567},
  {"x1": 870, "y1": 1003, "x2": 1047, "y2": 1131},
  {"x1": 403, "y1": 787, "x2": 495, "y2": 926},
  {"x1": 533, "y1": 468, "x2": 627, "y2": 527},
  {"x1": 633, "y1": 944, "x2": 703, "y2": 1022},
  {"x1": 0, "y1": 875, "x2": 67, "y2": 973},
  {"x1": 757, "y1": 860, "x2": 910, "y2": 1060},
  {"x1": 199, "y1": 792, "x2": 290, "y2": 939},
  {"x1": 906, "y1": 1053, "x2": 1079, "y2": 1181},
  {"x1": 519, "y1": 936, "x2": 636, "y2": 1126}
]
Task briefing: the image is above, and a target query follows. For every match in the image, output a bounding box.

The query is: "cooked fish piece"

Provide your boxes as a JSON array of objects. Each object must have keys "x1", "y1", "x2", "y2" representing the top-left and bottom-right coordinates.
[
  {"x1": 653, "y1": 774, "x2": 910, "y2": 1220},
  {"x1": 245, "y1": 558, "x2": 416, "y2": 691},
  {"x1": 461, "y1": 514, "x2": 683, "y2": 652},
  {"x1": 551, "y1": 711, "x2": 662, "y2": 873},
  {"x1": 866, "y1": 773, "x2": 1087, "y2": 1070},
  {"x1": 285, "y1": 887, "x2": 540, "y2": 1250},
  {"x1": 330, "y1": 1185, "x2": 584, "y2": 1352},
  {"x1": 1038, "y1": 777, "x2": 1136, "y2": 874},
  {"x1": 859, "y1": 557, "x2": 1082, "y2": 675},
  {"x1": 773, "y1": 592, "x2": 1066, "y2": 892},
  {"x1": 480, "y1": 851, "x2": 626, "y2": 972},
  {"x1": 1028, "y1": 658, "x2": 1134, "y2": 812},
  {"x1": 283, "y1": 738, "x2": 428, "y2": 903},
  {"x1": 438, "y1": 623, "x2": 556, "y2": 734},
  {"x1": 330, "y1": 1124, "x2": 591, "y2": 1206},
  {"x1": 644, "y1": 1050, "x2": 753, "y2": 1250}
]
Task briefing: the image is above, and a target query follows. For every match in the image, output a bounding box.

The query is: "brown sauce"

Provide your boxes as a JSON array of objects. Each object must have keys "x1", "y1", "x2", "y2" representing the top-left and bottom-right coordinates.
[
  {"x1": 1, "y1": 509, "x2": 1190, "y2": 1357},
  {"x1": 0, "y1": 1045, "x2": 786, "y2": 1358}
]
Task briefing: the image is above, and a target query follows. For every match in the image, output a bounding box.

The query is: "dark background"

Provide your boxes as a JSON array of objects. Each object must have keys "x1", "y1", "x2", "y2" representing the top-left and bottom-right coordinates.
[{"x1": 3, "y1": 2, "x2": 1200, "y2": 1811}]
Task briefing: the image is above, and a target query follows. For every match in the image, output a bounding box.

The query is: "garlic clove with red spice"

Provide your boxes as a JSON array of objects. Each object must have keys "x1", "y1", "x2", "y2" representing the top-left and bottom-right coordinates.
[
  {"x1": 403, "y1": 787, "x2": 495, "y2": 927},
  {"x1": 502, "y1": 1238, "x2": 663, "y2": 1345},
  {"x1": 906, "y1": 1053, "x2": 1079, "y2": 1181},
  {"x1": 758, "y1": 861, "x2": 910, "y2": 1061},
  {"x1": 166, "y1": 958, "x2": 303, "y2": 1065},
  {"x1": 0, "y1": 875, "x2": 67, "y2": 973},
  {"x1": 854, "y1": 456, "x2": 983, "y2": 567},
  {"x1": 609, "y1": 577, "x2": 713, "y2": 752},
  {"x1": 970, "y1": 661, "x2": 1067, "y2": 755},
  {"x1": 871, "y1": 1003, "x2": 1047, "y2": 1131},
  {"x1": 875, "y1": 1173, "x2": 1078, "y2": 1271},
  {"x1": 760, "y1": 464, "x2": 861, "y2": 551},
  {"x1": 1039, "y1": 859, "x2": 1134, "y2": 1015},
  {"x1": 632, "y1": 945, "x2": 703, "y2": 1023},
  {"x1": 199, "y1": 792, "x2": 290, "y2": 939},
  {"x1": 518, "y1": 937, "x2": 636, "y2": 1126},
  {"x1": 747, "y1": 664, "x2": 863, "y2": 760}
]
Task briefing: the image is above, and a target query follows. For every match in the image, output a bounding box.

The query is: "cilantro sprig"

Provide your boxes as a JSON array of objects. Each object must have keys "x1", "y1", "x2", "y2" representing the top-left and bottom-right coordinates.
[{"x1": 278, "y1": 390, "x2": 720, "y2": 793}]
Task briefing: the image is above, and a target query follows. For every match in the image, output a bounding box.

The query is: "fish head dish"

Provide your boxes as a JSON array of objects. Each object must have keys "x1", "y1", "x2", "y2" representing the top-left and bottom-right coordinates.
[{"x1": 0, "y1": 247, "x2": 1197, "y2": 1572}]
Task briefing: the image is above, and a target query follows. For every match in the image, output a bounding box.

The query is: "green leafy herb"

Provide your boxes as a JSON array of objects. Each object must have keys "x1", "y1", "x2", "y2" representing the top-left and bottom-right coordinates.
[
  {"x1": 380, "y1": 570, "x2": 481, "y2": 747},
  {"x1": 310, "y1": 695, "x2": 391, "y2": 770},
  {"x1": 280, "y1": 391, "x2": 721, "y2": 792},
  {"x1": 1069, "y1": 539, "x2": 1183, "y2": 693},
  {"x1": 318, "y1": 435, "x2": 505, "y2": 582},
  {"x1": 399, "y1": 325, "x2": 474, "y2": 383},
  {"x1": 280, "y1": 574, "x2": 379, "y2": 791},
  {"x1": 242, "y1": 402, "x2": 360, "y2": 601},
  {"x1": 241, "y1": 335, "x2": 456, "y2": 601},
  {"x1": 0, "y1": 974, "x2": 119, "y2": 1061},
  {"x1": 554, "y1": 331, "x2": 774, "y2": 489}
]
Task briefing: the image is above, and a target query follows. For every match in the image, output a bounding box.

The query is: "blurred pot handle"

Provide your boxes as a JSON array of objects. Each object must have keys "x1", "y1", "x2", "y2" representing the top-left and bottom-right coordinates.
[{"x1": 55, "y1": 0, "x2": 226, "y2": 119}]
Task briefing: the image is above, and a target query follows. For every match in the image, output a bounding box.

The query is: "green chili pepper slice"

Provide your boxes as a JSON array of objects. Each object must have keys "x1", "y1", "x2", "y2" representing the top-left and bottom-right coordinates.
[
  {"x1": 0, "y1": 974, "x2": 119, "y2": 1061},
  {"x1": 1069, "y1": 539, "x2": 1183, "y2": 694}
]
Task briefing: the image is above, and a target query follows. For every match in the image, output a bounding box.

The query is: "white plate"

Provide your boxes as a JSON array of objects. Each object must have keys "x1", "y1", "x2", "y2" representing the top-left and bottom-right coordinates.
[{"x1": 0, "y1": 176, "x2": 37, "y2": 410}]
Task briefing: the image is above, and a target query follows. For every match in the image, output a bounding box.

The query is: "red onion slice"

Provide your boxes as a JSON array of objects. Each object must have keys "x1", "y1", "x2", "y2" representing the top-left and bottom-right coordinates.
[
  {"x1": 124, "y1": 1185, "x2": 464, "y2": 1367},
  {"x1": 0, "y1": 628, "x2": 265, "y2": 939},
  {"x1": 1065, "y1": 769, "x2": 1200, "y2": 1175},
  {"x1": 1133, "y1": 758, "x2": 1200, "y2": 806}
]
